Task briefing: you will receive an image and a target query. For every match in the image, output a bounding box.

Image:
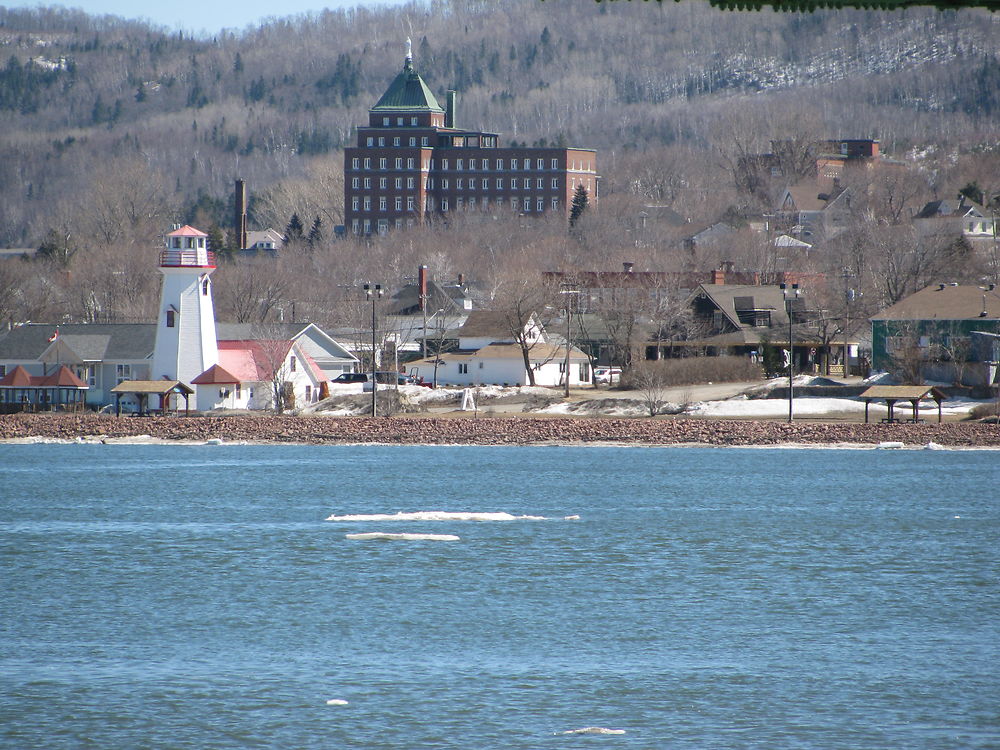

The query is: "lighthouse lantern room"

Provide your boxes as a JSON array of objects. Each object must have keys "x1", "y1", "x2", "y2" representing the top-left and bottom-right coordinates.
[{"x1": 151, "y1": 225, "x2": 219, "y2": 386}]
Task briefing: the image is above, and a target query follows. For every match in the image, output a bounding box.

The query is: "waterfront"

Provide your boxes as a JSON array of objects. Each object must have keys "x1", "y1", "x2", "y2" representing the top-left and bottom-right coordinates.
[{"x1": 2, "y1": 444, "x2": 998, "y2": 748}]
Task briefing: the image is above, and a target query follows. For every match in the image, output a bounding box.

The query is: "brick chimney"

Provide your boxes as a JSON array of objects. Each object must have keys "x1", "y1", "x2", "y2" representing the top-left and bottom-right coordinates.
[
  {"x1": 711, "y1": 268, "x2": 726, "y2": 285},
  {"x1": 234, "y1": 179, "x2": 248, "y2": 250},
  {"x1": 418, "y1": 264, "x2": 428, "y2": 311}
]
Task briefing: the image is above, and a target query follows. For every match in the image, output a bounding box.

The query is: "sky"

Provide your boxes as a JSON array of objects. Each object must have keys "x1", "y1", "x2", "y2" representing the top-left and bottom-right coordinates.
[{"x1": 8, "y1": 0, "x2": 404, "y2": 36}]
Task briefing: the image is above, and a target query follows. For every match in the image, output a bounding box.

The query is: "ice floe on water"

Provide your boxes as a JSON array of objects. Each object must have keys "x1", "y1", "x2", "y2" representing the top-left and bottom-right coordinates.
[
  {"x1": 345, "y1": 532, "x2": 460, "y2": 541},
  {"x1": 325, "y1": 698, "x2": 349, "y2": 705},
  {"x1": 326, "y1": 511, "x2": 550, "y2": 522},
  {"x1": 559, "y1": 727, "x2": 626, "y2": 735}
]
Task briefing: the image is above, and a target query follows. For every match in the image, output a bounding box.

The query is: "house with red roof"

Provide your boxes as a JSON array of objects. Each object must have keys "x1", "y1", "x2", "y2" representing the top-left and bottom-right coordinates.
[{"x1": 191, "y1": 338, "x2": 326, "y2": 412}]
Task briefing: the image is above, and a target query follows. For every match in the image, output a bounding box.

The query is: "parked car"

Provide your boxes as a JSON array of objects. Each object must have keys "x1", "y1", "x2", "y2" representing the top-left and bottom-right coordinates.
[
  {"x1": 593, "y1": 367, "x2": 622, "y2": 384},
  {"x1": 330, "y1": 372, "x2": 367, "y2": 384},
  {"x1": 362, "y1": 371, "x2": 414, "y2": 391}
]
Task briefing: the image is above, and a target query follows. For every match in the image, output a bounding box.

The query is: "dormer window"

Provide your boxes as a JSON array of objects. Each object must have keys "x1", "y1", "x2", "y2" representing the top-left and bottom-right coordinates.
[
  {"x1": 382, "y1": 117, "x2": 389, "y2": 126},
  {"x1": 397, "y1": 117, "x2": 403, "y2": 126}
]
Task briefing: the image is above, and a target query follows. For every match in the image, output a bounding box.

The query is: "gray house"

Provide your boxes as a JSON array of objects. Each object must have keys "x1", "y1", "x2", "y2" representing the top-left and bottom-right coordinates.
[{"x1": 0, "y1": 324, "x2": 155, "y2": 408}]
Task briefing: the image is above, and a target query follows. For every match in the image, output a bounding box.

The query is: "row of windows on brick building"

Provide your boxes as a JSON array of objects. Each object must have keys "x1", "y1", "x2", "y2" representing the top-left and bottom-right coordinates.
[
  {"x1": 349, "y1": 157, "x2": 595, "y2": 172},
  {"x1": 351, "y1": 196, "x2": 561, "y2": 213},
  {"x1": 351, "y1": 176, "x2": 572, "y2": 191}
]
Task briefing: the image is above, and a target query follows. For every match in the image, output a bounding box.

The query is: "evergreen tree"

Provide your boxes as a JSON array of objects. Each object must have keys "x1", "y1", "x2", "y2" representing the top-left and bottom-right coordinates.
[
  {"x1": 206, "y1": 224, "x2": 226, "y2": 253},
  {"x1": 569, "y1": 184, "x2": 589, "y2": 228},
  {"x1": 285, "y1": 213, "x2": 304, "y2": 241},
  {"x1": 307, "y1": 216, "x2": 323, "y2": 248}
]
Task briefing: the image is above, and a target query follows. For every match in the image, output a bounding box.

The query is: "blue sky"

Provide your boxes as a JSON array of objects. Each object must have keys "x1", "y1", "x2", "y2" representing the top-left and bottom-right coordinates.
[{"x1": 8, "y1": 0, "x2": 403, "y2": 35}]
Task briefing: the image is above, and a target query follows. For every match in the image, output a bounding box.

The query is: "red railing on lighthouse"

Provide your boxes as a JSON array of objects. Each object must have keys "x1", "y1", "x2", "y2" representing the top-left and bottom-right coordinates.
[{"x1": 159, "y1": 249, "x2": 216, "y2": 268}]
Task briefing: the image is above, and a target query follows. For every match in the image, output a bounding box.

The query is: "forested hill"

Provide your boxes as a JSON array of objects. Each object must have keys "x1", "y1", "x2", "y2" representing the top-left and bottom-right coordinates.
[{"x1": 0, "y1": 0, "x2": 998, "y2": 245}]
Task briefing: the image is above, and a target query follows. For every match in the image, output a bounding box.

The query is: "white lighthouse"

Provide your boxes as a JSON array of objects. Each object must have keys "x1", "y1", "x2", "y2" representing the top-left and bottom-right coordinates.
[{"x1": 151, "y1": 225, "x2": 219, "y2": 385}]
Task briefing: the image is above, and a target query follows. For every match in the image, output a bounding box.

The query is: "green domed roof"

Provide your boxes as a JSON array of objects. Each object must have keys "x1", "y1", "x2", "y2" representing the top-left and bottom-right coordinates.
[{"x1": 371, "y1": 58, "x2": 444, "y2": 114}]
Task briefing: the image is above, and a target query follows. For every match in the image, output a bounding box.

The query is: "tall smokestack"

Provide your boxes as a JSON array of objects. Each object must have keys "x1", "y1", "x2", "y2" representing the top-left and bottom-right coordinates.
[
  {"x1": 418, "y1": 265, "x2": 429, "y2": 311},
  {"x1": 445, "y1": 90, "x2": 456, "y2": 129},
  {"x1": 234, "y1": 179, "x2": 248, "y2": 250}
]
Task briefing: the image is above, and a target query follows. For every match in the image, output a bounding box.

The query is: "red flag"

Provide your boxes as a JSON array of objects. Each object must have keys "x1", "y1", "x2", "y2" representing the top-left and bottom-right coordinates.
[{"x1": 48, "y1": 330, "x2": 59, "y2": 342}]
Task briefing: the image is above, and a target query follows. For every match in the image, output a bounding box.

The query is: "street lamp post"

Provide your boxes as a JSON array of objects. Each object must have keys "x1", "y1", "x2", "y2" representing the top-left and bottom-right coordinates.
[
  {"x1": 781, "y1": 282, "x2": 801, "y2": 423},
  {"x1": 560, "y1": 288, "x2": 580, "y2": 398},
  {"x1": 844, "y1": 287, "x2": 855, "y2": 378},
  {"x1": 364, "y1": 283, "x2": 383, "y2": 417}
]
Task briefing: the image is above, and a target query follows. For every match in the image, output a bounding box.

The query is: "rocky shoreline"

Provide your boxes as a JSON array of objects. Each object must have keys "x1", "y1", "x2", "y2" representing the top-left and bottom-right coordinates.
[{"x1": 1, "y1": 413, "x2": 998, "y2": 447}]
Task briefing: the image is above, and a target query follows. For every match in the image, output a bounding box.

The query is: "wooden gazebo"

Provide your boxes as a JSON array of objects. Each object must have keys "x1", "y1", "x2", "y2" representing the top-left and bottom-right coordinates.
[
  {"x1": 110, "y1": 380, "x2": 194, "y2": 416},
  {"x1": 859, "y1": 385, "x2": 948, "y2": 424}
]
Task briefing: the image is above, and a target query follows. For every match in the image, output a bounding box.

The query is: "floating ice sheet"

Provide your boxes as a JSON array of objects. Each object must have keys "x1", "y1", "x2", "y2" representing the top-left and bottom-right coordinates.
[
  {"x1": 345, "y1": 532, "x2": 460, "y2": 541},
  {"x1": 327, "y1": 511, "x2": 549, "y2": 522},
  {"x1": 559, "y1": 726, "x2": 626, "y2": 735}
]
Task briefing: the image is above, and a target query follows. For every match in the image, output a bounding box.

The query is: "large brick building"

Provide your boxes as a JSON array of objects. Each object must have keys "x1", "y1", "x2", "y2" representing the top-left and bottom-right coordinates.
[{"x1": 344, "y1": 42, "x2": 598, "y2": 235}]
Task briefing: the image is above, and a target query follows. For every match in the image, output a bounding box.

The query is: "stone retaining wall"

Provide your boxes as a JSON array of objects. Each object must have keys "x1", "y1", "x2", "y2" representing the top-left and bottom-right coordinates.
[{"x1": 2, "y1": 414, "x2": 998, "y2": 447}]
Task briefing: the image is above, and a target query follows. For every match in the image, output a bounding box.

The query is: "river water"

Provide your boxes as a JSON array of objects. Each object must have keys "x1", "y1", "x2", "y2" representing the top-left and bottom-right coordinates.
[{"x1": 1, "y1": 443, "x2": 998, "y2": 748}]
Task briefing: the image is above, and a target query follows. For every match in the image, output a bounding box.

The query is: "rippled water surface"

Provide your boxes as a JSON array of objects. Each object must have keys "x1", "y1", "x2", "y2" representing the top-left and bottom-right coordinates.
[{"x1": 2, "y1": 444, "x2": 998, "y2": 748}]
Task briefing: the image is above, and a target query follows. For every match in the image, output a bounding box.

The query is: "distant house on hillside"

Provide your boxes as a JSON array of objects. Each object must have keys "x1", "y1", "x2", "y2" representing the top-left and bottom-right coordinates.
[
  {"x1": 243, "y1": 228, "x2": 285, "y2": 253},
  {"x1": 913, "y1": 195, "x2": 996, "y2": 244},
  {"x1": 775, "y1": 181, "x2": 851, "y2": 241}
]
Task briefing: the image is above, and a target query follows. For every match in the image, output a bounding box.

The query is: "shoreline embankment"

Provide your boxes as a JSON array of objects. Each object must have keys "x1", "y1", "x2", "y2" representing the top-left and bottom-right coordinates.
[{"x1": 1, "y1": 414, "x2": 999, "y2": 447}]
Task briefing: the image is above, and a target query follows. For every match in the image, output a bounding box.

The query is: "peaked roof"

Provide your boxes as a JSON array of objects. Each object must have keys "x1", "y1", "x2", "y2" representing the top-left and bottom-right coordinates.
[
  {"x1": 38, "y1": 365, "x2": 88, "y2": 388},
  {"x1": 166, "y1": 224, "x2": 208, "y2": 238},
  {"x1": 914, "y1": 197, "x2": 983, "y2": 220},
  {"x1": 110, "y1": 380, "x2": 193, "y2": 395},
  {"x1": 190, "y1": 364, "x2": 242, "y2": 385},
  {"x1": 371, "y1": 57, "x2": 444, "y2": 113},
  {"x1": 693, "y1": 284, "x2": 792, "y2": 329},
  {"x1": 0, "y1": 365, "x2": 33, "y2": 387},
  {"x1": 212, "y1": 339, "x2": 324, "y2": 384},
  {"x1": 0, "y1": 324, "x2": 155, "y2": 361},
  {"x1": 388, "y1": 278, "x2": 469, "y2": 316},
  {"x1": 871, "y1": 284, "x2": 1000, "y2": 321},
  {"x1": 458, "y1": 310, "x2": 537, "y2": 339},
  {"x1": 0, "y1": 364, "x2": 87, "y2": 388}
]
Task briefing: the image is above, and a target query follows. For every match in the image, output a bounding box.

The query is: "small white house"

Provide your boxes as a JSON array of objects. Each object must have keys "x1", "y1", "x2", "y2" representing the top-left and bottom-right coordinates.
[
  {"x1": 192, "y1": 339, "x2": 325, "y2": 411},
  {"x1": 415, "y1": 310, "x2": 589, "y2": 387},
  {"x1": 431, "y1": 341, "x2": 590, "y2": 387}
]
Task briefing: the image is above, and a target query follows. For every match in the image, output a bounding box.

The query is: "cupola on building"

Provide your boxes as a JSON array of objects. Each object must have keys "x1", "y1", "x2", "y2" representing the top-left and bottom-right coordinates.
[{"x1": 344, "y1": 40, "x2": 598, "y2": 235}]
